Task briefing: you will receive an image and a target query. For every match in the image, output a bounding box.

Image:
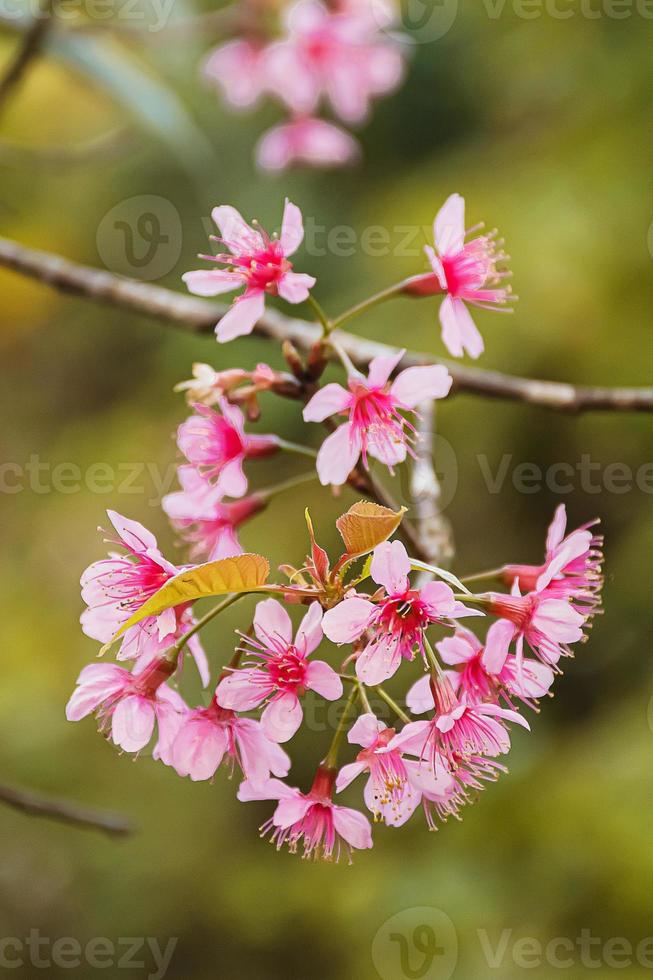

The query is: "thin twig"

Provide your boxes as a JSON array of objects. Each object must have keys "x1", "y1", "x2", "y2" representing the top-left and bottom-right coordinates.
[
  {"x1": 0, "y1": 236, "x2": 652, "y2": 414},
  {"x1": 0, "y1": 0, "x2": 52, "y2": 114},
  {"x1": 0, "y1": 782, "x2": 133, "y2": 837}
]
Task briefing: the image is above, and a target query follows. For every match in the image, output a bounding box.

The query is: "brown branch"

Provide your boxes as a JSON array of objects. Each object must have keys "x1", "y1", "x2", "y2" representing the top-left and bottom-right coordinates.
[
  {"x1": 410, "y1": 401, "x2": 454, "y2": 571},
  {"x1": 0, "y1": 782, "x2": 133, "y2": 837},
  {"x1": 0, "y1": 0, "x2": 51, "y2": 114},
  {"x1": 0, "y1": 236, "x2": 652, "y2": 414}
]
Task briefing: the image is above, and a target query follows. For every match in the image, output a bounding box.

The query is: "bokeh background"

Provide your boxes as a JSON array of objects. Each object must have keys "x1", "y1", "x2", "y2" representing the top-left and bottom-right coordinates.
[{"x1": 2, "y1": 2, "x2": 653, "y2": 977}]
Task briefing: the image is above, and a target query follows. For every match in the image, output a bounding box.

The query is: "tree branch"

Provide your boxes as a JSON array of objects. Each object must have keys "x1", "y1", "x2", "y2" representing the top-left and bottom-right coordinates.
[
  {"x1": 0, "y1": 0, "x2": 52, "y2": 114},
  {"x1": 1, "y1": 235, "x2": 652, "y2": 414},
  {"x1": 410, "y1": 401, "x2": 454, "y2": 571},
  {"x1": 0, "y1": 782, "x2": 133, "y2": 837}
]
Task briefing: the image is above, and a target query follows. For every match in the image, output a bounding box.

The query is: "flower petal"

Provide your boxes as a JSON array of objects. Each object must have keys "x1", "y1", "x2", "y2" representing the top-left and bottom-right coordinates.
[
  {"x1": 303, "y1": 383, "x2": 351, "y2": 422},
  {"x1": 315, "y1": 423, "x2": 361, "y2": 486},
  {"x1": 370, "y1": 540, "x2": 410, "y2": 594},
  {"x1": 390, "y1": 365, "x2": 453, "y2": 408},
  {"x1": 262, "y1": 693, "x2": 303, "y2": 743},
  {"x1": 305, "y1": 660, "x2": 343, "y2": 701},
  {"x1": 322, "y1": 596, "x2": 376, "y2": 644},
  {"x1": 434, "y1": 193, "x2": 466, "y2": 255}
]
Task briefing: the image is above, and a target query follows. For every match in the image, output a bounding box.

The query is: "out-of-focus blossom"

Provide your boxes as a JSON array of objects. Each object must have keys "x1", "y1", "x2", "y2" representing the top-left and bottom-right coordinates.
[
  {"x1": 257, "y1": 117, "x2": 360, "y2": 171},
  {"x1": 203, "y1": 39, "x2": 270, "y2": 110}
]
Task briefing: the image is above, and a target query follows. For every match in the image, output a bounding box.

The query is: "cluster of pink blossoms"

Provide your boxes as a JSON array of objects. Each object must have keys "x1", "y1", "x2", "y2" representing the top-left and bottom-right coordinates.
[
  {"x1": 68, "y1": 194, "x2": 603, "y2": 862},
  {"x1": 202, "y1": 0, "x2": 405, "y2": 170}
]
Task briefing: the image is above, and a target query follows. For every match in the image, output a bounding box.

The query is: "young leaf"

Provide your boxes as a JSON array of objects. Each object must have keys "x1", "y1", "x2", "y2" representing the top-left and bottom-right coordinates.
[
  {"x1": 336, "y1": 501, "x2": 406, "y2": 559},
  {"x1": 110, "y1": 554, "x2": 270, "y2": 641},
  {"x1": 409, "y1": 559, "x2": 471, "y2": 595}
]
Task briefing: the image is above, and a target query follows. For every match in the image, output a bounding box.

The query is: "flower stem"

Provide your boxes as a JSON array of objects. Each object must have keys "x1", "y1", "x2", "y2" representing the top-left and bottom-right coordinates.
[
  {"x1": 329, "y1": 280, "x2": 407, "y2": 331},
  {"x1": 324, "y1": 686, "x2": 359, "y2": 769},
  {"x1": 373, "y1": 685, "x2": 410, "y2": 725},
  {"x1": 422, "y1": 634, "x2": 442, "y2": 676},
  {"x1": 460, "y1": 568, "x2": 504, "y2": 585},
  {"x1": 275, "y1": 438, "x2": 318, "y2": 459},
  {"x1": 260, "y1": 469, "x2": 318, "y2": 500},
  {"x1": 171, "y1": 593, "x2": 244, "y2": 658},
  {"x1": 306, "y1": 294, "x2": 333, "y2": 336},
  {"x1": 328, "y1": 337, "x2": 360, "y2": 377}
]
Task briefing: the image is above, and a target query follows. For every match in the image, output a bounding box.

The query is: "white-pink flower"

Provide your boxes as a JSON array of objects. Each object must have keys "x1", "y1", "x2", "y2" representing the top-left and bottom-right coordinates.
[
  {"x1": 322, "y1": 540, "x2": 479, "y2": 685},
  {"x1": 176, "y1": 399, "x2": 278, "y2": 498},
  {"x1": 171, "y1": 695, "x2": 290, "y2": 785},
  {"x1": 303, "y1": 349, "x2": 452, "y2": 486},
  {"x1": 80, "y1": 510, "x2": 208, "y2": 683},
  {"x1": 203, "y1": 39, "x2": 270, "y2": 110},
  {"x1": 65, "y1": 657, "x2": 187, "y2": 757},
  {"x1": 264, "y1": 0, "x2": 404, "y2": 123},
  {"x1": 425, "y1": 193, "x2": 513, "y2": 359},
  {"x1": 183, "y1": 199, "x2": 316, "y2": 343},
  {"x1": 407, "y1": 623, "x2": 555, "y2": 712},
  {"x1": 335, "y1": 712, "x2": 457, "y2": 827},
  {"x1": 163, "y1": 465, "x2": 265, "y2": 562},
  {"x1": 216, "y1": 599, "x2": 342, "y2": 742},
  {"x1": 238, "y1": 765, "x2": 373, "y2": 861},
  {"x1": 487, "y1": 580, "x2": 587, "y2": 668},
  {"x1": 257, "y1": 117, "x2": 360, "y2": 171}
]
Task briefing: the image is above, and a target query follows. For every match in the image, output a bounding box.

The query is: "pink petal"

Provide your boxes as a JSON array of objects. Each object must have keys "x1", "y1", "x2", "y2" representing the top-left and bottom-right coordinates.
[
  {"x1": 546, "y1": 503, "x2": 568, "y2": 554},
  {"x1": 482, "y1": 619, "x2": 515, "y2": 674},
  {"x1": 277, "y1": 271, "x2": 316, "y2": 304},
  {"x1": 322, "y1": 596, "x2": 376, "y2": 644},
  {"x1": 280, "y1": 198, "x2": 305, "y2": 256},
  {"x1": 355, "y1": 637, "x2": 402, "y2": 685},
  {"x1": 211, "y1": 205, "x2": 262, "y2": 254},
  {"x1": 253, "y1": 597, "x2": 293, "y2": 648},
  {"x1": 370, "y1": 540, "x2": 410, "y2": 594},
  {"x1": 434, "y1": 193, "x2": 466, "y2": 255},
  {"x1": 366, "y1": 349, "x2": 405, "y2": 388},
  {"x1": 295, "y1": 601, "x2": 324, "y2": 656},
  {"x1": 111, "y1": 695, "x2": 155, "y2": 753},
  {"x1": 439, "y1": 295, "x2": 484, "y2": 360},
  {"x1": 182, "y1": 270, "x2": 242, "y2": 297},
  {"x1": 216, "y1": 292, "x2": 266, "y2": 343},
  {"x1": 332, "y1": 805, "x2": 373, "y2": 850},
  {"x1": 106, "y1": 510, "x2": 159, "y2": 555},
  {"x1": 172, "y1": 716, "x2": 226, "y2": 781},
  {"x1": 305, "y1": 660, "x2": 343, "y2": 701},
  {"x1": 390, "y1": 365, "x2": 453, "y2": 408},
  {"x1": 315, "y1": 422, "x2": 361, "y2": 486},
  {"x1": 216, "y1": 669, "x2": 269, "y2": 711},
  {"x1": 335, "y1": 761, "x2": 367, "y2": 793},
  {"x1": 216, "y1": 456, "x2": 248, "y2": 499},
  {"x1": 273, "y1": 793, "x2": 314, "y2": 829},
  {"x1": 303, "y1": 383, "x2": 351, "y2": 422},
  {"x1": 405, "y1": 675, "x2": 435, "y2": 715},
  {"x1": 261, "y1": 693, "x2": 303, "y2": 743},
  {"x1": 347, "y1": 711, "x2": 383, "y2": 748},
  {"x1": 436, "y1": 632, "x2": 477, "y2": 666}
]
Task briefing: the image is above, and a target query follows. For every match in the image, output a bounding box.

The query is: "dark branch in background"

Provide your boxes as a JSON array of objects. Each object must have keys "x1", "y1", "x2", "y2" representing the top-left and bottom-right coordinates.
[
  {"x1": 0, "y1": 0, "x2": 52, "y2": 114},
  {"x1": 0, "y1": 782, "x2": 133, "y2": 837},
  {"x1": 1, "y1": 236, "x2": 652, "y2": 413},
  {"x1": 410, "y1": 401, "x2": 454, "y2": 571}
]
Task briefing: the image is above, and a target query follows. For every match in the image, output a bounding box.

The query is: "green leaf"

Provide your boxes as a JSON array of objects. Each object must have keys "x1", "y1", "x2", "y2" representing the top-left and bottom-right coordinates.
[
  {"x1": 409, "y1": 560, "x2": 471, "y2": 595},
  {"x1": 109, "y1": 553, "x2": 270, "y2": 642}
]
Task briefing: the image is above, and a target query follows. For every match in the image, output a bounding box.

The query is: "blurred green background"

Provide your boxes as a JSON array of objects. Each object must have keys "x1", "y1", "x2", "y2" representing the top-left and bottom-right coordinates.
[{"x1": 2, "y1": 2, "x2": 653, "y2": 977}]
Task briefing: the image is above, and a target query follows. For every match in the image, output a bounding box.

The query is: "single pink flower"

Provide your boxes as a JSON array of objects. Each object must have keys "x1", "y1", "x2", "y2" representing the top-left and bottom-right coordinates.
[
  {"x1": 500, "y1": 504, "x2": 604, "y2": 615},
  {"x1": 257, "y1": 117, "x2": 361, "y2": 171},
  {"x1": 303, "y1": 349, "x2": 452, "y2": 486},
  {"x1": 65, "y1": 656, "x2": 187, "y2": 757},
  {"x1": 265, "y1": 0, "x2": 404, "y2": 123},
  {"x1": 322, "y1": 540, "x2": 480, "y2": 685},
  {"x1": 171, "y1": 693, "x2": 290, "y2": 785},
  {"x1": 80, "y1": 510, "x2": 208, "y2": 683},
  {"x1": 487, "y1": 579, "x2": 588, "y2": 668},
  {"x1": 407, "y1": 623, "x2": 554, "y2": 711},
  {"x1": 217, "y1": 599, "x2": 341, "y2": 742},
  {"x1": 163, "y1": 466, "x2": 266, "y2": 562},
  {"x1": 389, "y1": 677, "x2": 530, "y2": 770},
  {"x1": 202, "y1": 39, "x2": 270, "y2": 110},
  {"x1": 424, "y1": 193, "x2": 513, "y2": 359},
  {"x1": 239, "y1": 764, "x2": 373, "y2": 861},
  {"x1": 177, "y1": 399, "x2": 278, "y2": 498},
  {"x1": 335, "y1": 712, "x2": 457, "y2": 827},
  {"x1": 183, "y1": 199, "x2": 316, "y2": 342}
]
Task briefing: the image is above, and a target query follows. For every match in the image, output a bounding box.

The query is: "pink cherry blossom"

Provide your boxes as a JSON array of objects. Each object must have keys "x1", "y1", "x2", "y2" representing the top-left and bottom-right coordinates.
[
  {"x1": 257, "y1": 117, "x2": 361, "y2": 171},
  {"x1": 239, "y1": 765, "x2": 373, "y2": 861},
  {"x1": 424, "y1": 193, "x2": 513, "y2": 359},
  {"x1": 171, "y1": 693, "x2": 290, "y2": 785},
  {"x1": 322, "y1": 539, "x2": 479, "y2": 684},
  {"x1": 303, "y1": 349, "x2": 452, "y2": 486},
  {"x1": 183, "y1": 199, "x2": 316, "y2": 342},
  {"x1": 389, "y1": 677, "x2": 530, "y2": 771},
  {"x1": 80, "y1": 510, "x2": 208, "y2": 683},
  {"x1": 65, "y1": 656, "x2": 187, "y2": 757},
  {"x1": 162, "y1": 466, "x2": 265, "y2": 562},
  {"x1": 487, "y1": 579, "x2": 588, "y2": 668},
  {"x1": 177, "y1": 399, "x2": 278, "y2": 498},
  {"x1": 203, "y1": 39, "x2": 270, "y2": 110},
  {"x1": 264, "y1": 0, "x2": 403, "y2": 123},
  {"x1": 500, "y1": 504, "x2": 604, "y2": 615},
  {"x1": 336, "y1": 712, "x2": 457, "y2": 827},
  {"x1": 216, "y1": 599, "x2": 342, "y2": 742}
]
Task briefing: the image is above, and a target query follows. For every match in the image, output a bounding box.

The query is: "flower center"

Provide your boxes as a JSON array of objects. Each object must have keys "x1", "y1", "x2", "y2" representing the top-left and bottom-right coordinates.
[
  {"x1": 268, "y1": 648, "x2": 308, "y2": 693},
  {"x1": 237, "y1": 242, "x2": 290, "y2": 294}
]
